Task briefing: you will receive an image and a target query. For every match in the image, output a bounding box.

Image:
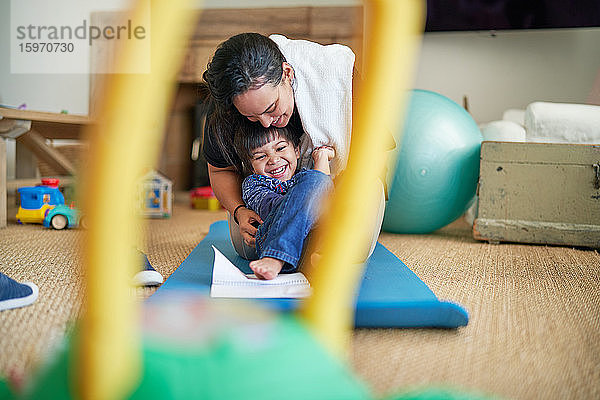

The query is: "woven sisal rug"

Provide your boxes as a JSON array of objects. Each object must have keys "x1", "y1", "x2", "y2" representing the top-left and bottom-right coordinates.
[{"x1": 1, "y1": 201, "x2": 599, "y2": 399}]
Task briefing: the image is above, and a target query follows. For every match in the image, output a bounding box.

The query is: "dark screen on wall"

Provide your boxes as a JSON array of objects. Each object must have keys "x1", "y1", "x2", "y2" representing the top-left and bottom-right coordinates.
[{"x1": 425, "y1": 0, "x2": 600, "y2": 31}]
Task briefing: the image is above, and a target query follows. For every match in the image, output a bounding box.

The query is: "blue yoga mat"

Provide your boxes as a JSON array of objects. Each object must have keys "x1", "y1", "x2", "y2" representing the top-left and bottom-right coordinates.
[{"x1": 151, "y1": 220, "x2": 468, "y2": 328}]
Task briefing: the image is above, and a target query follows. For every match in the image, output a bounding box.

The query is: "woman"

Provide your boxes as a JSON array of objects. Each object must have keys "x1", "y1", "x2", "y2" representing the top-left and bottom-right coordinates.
[{"x1": 200, "y1": 32, "x2": 385, "y2": 260}]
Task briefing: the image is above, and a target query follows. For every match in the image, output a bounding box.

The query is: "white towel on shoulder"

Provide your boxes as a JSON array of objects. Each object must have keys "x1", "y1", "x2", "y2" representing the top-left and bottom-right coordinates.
[{"x1": 270, "y1": 34, "x2": 355, "y2": 175}]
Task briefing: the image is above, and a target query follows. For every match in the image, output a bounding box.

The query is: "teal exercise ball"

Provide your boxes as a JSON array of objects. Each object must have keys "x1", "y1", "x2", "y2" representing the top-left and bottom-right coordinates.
[{"x1": 383, "y1": 89, "x2": 482, "y2": 234}]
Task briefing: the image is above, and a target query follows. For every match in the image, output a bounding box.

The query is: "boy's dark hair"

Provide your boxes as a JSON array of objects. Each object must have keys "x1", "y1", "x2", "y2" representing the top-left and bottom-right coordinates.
[{"x1": 234, "y1": 119, "x2": 303, "y2": 175}]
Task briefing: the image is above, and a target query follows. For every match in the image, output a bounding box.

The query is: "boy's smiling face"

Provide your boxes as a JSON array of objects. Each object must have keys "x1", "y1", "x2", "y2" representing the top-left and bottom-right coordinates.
[{"x1": 250, "y1": 133, "x2": 299, "y2": 181}]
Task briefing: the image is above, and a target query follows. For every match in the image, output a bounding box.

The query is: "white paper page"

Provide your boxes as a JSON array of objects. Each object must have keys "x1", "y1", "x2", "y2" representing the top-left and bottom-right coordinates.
[{"x1": 210, "y1": 246, "x2": 311, "y2": 298}]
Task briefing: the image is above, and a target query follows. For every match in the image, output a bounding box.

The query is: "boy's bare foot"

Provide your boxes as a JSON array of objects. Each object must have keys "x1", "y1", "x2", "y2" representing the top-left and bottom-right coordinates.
[{"x1": 250, "y1": 257, "x2": 284, "y2": 280}]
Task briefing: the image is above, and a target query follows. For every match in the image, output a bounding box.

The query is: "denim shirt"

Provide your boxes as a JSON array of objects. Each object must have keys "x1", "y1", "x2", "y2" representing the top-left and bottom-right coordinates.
[{"x1": 241, "y1": 169, "x2": 306, "y2": 221}]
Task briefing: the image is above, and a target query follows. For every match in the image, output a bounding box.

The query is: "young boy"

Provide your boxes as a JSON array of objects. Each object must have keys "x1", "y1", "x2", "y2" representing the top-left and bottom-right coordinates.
[{"x1": 236, "y1": 124, "x2": 335, "y2": 280}]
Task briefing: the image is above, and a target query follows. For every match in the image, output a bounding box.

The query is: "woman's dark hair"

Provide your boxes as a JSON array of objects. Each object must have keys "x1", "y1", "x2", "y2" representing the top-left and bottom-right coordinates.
[
  {"x1": 198, "y1": 33, "x2": 287, "y2": 172},
  {"x1": 203, "y1": 32, "x2": 286, "y2": 107},
  {"x1": 234, "y1": 120, "x2": 303, "y2": 176}
]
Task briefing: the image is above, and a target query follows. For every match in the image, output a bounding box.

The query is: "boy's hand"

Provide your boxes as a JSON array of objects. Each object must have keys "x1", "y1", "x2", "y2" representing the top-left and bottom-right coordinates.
[
  {"x1": 312, "y1": 145, "x2": 335, "y2": 163},
  {"x1": 311, "y1": 145, "x2": 336, "y2": 175},
  {"x1": 237, "y1": 207, "x2": 263, "y2": 247}
]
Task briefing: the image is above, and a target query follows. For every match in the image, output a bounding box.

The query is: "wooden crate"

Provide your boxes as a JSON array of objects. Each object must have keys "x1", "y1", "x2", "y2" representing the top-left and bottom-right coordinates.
[{"x1": 473, "y1": 141, "x2": 600, "y2": 248}]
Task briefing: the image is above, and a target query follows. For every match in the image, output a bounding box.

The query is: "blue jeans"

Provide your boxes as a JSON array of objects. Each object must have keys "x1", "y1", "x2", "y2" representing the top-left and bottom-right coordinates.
[{"x1": 255, "y1": 169, "x2": 333, "y2": 272}]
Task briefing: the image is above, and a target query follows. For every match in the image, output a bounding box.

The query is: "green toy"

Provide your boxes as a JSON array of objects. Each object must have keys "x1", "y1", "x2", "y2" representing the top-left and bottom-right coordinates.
[
  {"x1": 0, "y1": 378, "x2": 14, "y2": 400},
  {"x1": 23, "y1": 295, "x2": 370, "y2": 400},
  {"x1": 17, "y1": 294, "x2": 497, "y2": 400}
]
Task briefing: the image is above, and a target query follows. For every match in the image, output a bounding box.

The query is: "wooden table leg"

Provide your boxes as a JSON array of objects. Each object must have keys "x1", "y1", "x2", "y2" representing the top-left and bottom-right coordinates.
[{"x1": 17, "y1": 129, "x2": 76, "y2": 176}]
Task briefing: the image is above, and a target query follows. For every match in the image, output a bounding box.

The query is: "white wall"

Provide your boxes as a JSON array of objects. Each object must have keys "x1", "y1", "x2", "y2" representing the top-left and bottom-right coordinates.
[
  {"x1": 415, "y1": 28, "x2": 600, "y2": 122},
  {"x1": 1, "y1": 0, "x2": 599, "y2": 123},
  {"x1": 0, "y1": 0, "x2": 133, "y2": 115}
]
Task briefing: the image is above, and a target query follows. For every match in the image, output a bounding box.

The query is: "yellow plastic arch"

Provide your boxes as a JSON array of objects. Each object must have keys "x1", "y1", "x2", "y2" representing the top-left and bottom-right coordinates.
[
  {"x1": 77, "y1": 1, "x2": 198, "y2": 398},
  {"x1": 77, "y1": 0, "x2": 423, "y2": 397},
  {"x1": 300, "y1": 0, "x2": 425, "y2": 354}
]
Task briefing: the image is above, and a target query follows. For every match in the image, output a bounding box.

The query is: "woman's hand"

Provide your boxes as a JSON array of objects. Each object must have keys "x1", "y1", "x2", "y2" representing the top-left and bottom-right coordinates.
[{"x1": 236, "y1": 207, "x2": 263, "y2": 247}]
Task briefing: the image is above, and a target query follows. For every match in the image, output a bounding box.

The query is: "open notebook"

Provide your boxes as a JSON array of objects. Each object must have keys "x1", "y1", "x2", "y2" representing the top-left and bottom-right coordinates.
[{"x1": 210, "y1": 246, "x2": 311, "y2": 298}]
